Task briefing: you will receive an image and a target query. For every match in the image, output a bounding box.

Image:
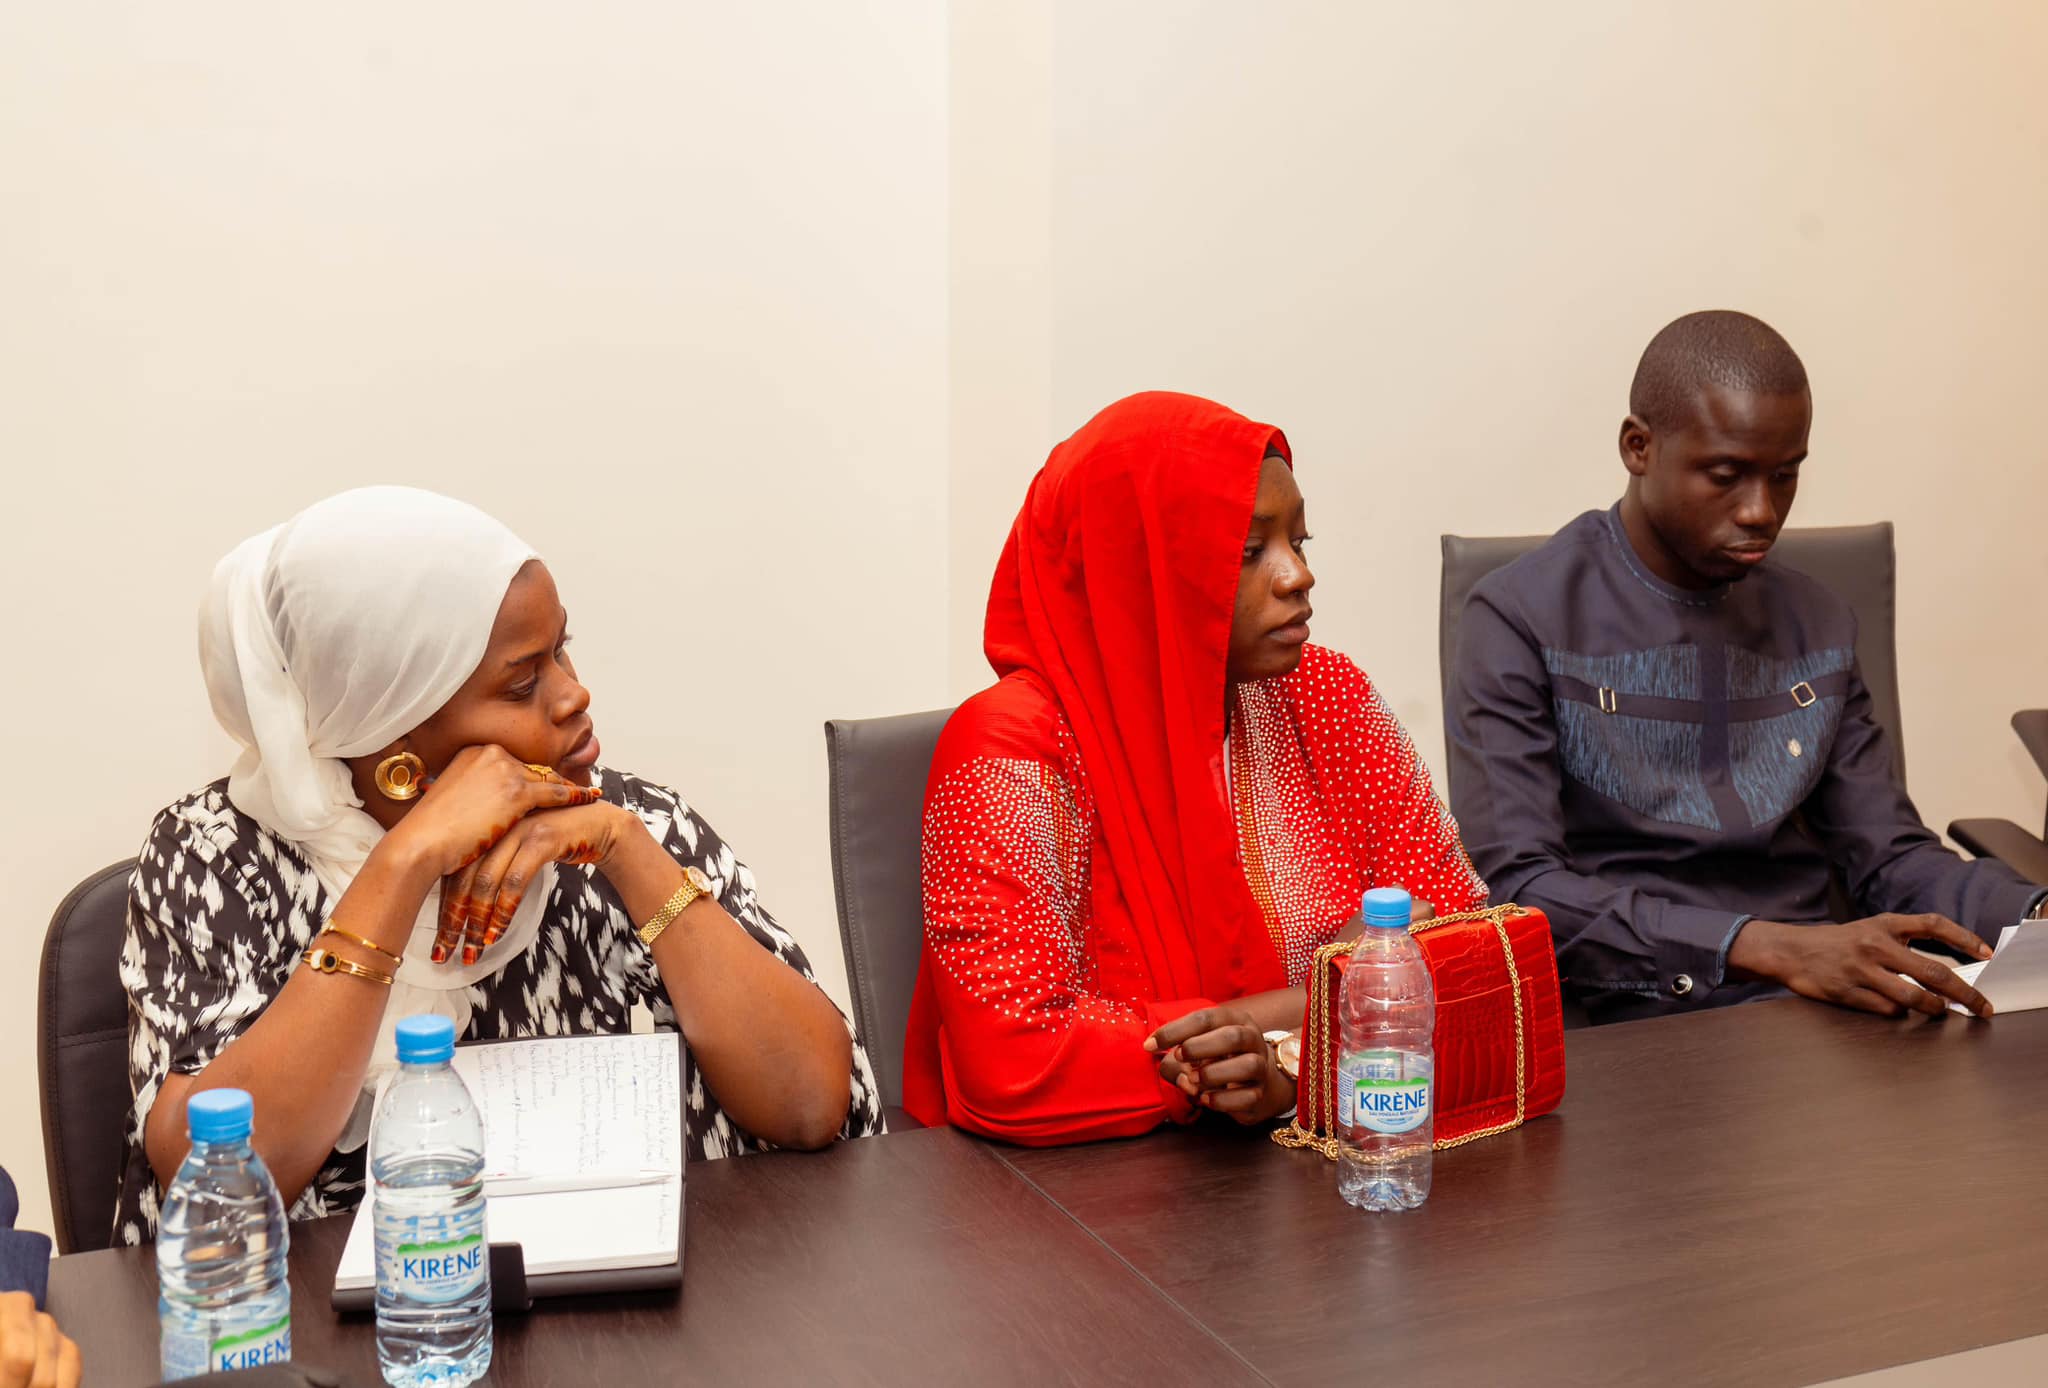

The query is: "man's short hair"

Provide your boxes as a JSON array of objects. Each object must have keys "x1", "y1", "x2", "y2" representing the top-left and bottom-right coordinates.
[{"x1": 1629, "y1": 310, "x2": 1809, "y2": 430}]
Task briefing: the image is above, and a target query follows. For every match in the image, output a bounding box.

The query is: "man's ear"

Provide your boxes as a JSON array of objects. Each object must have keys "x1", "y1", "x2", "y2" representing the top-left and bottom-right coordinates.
[{"x1": 1618, "y1": 414, "x2": 1654, "y2": 479}]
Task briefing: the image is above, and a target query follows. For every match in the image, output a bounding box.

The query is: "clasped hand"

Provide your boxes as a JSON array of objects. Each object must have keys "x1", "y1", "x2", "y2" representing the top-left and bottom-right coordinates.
[
  {"x1": 380, "y1": 744, "x2": 630, "y2": 965},
  {"x1": 1144, "y1": 1008, "x2": 1294, "y2": 1125}
]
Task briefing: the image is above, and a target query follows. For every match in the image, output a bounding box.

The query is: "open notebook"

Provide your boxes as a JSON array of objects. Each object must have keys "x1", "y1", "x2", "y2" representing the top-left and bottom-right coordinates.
[{"x1": 332, "y1": 1030, "x2": 684, "y2": 1308}]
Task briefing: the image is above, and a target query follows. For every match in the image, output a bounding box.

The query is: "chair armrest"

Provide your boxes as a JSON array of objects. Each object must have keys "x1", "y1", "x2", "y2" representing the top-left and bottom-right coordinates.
[
  {"x1": 2013, "y1": 711, "x2": 2048, "y2": 781},
  {"x1": 1948, "y1": 818, "x2": 2048, "y2": 887}
]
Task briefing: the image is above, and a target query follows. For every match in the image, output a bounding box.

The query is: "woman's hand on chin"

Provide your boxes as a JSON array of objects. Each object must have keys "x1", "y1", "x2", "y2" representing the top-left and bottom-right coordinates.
[
  {"x1": 434, "y1": 795, "x2": 640, "y2": 964},
  {"x1": 381, "y1": 745, "x2": 604, "y2": 877}
]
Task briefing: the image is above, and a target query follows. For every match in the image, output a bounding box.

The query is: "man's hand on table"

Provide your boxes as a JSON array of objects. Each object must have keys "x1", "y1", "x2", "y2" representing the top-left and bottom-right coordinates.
[{"x1": 1728, "y1": 914, "x2": 1994, "y2": 1019}]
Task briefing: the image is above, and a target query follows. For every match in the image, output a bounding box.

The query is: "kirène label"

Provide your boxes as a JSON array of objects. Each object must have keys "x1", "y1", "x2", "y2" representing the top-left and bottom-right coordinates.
[
  {"x1": 161, "y1": 1310, "x2": 292, "y2": 1378},
  {"x1": 1338, "y1": 1049, "x2": 1432, "y2": 1136},
  {"x1": 212, "y1": 1314, "x2": 292, "y2": 1372},
  {"x1": 385, "y1": 1231, "x2": 488, "y2": 1303}
]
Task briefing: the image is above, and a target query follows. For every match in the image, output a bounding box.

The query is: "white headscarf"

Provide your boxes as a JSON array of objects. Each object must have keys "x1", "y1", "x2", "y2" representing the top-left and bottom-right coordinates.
[{"x1": 199, "y1": 486, "x2": 557, "y2": 1150}]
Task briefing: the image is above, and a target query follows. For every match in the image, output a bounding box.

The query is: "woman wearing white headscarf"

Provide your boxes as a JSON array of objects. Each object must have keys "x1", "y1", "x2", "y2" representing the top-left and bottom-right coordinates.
[{"x1": 114, "y1": 487, "x2": 880, "y2": 1245}]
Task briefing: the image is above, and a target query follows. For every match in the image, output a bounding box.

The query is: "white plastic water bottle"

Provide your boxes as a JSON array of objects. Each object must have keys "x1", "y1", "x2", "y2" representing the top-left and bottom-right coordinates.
[
  {"x1": 1337, "y1": 886, "x2": 1435, "y2": 1211},
  {"x1": 156, "y1": 1088, "x2": 292, "y2": 1379},
  {"x1": 372, "y1": 1015, "x2": 492, "y2": 1387}
]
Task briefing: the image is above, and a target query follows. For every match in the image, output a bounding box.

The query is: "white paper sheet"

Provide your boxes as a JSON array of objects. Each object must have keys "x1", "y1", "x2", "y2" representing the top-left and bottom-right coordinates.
[
  {"x1": 1904, "y1": 921, "x2": 2048, "y2": 1015},
  {"x1": 335, "y1": 1032, "x2": 683, "y2": 1290}
]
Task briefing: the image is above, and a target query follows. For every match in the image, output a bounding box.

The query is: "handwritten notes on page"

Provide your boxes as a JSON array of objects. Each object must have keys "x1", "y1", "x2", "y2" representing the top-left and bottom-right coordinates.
[
  {"x1": 464, "y1": 1031, "x2": 682, "y2": 1180},
  {"x1": 336, "y1": 1032, "x2": 683, "y2": 1291}
]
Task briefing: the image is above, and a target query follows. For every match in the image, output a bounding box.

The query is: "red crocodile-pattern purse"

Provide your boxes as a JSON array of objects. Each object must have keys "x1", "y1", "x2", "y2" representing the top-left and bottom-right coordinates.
[{"x1": 1273, "y1": 904, "x2": 1566, "y2": 1157}]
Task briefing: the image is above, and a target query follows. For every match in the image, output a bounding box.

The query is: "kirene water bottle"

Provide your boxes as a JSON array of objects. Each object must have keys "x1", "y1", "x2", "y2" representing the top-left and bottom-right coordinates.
[
  {"x1": 372, "y1": 1015, "x2": 492, "y2": 1388},
  {"x1": 156, "y1": 1088, "x2": 292, "y2": 1380},
  {"x1": 1337, "y1": 886, "x2": 1435, "y2": 1211}
]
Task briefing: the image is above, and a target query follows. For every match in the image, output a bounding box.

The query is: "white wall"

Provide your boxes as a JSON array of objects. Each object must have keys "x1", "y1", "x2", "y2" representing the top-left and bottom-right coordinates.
[
  {"x1": 0, "y1": 2, "x2": 948, "y2": 1238},
  {"x1": 7, "y1": 0, "x2": 2047, "y2": 1240},
  {"x1": 948, "y1": 1, "x2": 1054, "y2": 695}
]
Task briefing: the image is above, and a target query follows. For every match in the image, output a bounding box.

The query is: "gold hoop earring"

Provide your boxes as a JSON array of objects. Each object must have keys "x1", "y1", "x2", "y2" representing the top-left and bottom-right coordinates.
[{"x1": 373, "y1": 751, "x2": 427, "y2": 801}]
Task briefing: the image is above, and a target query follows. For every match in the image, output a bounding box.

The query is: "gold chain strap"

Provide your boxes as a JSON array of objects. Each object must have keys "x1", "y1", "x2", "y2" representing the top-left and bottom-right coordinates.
[
  {"x1": 1269, "y1": 928, "x2": 1342, "y2": 1157},
  {"x1": 1270, "y1": 903, "x2": 1530, "y2": 1158}
]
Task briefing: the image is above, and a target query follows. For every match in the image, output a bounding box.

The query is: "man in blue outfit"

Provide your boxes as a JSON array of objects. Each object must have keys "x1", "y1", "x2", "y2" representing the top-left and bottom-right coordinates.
[
  {"x1": 0, "y1": 1165, "x2": 79, "y2": 1387},
  {"x1": 1448, "y1": 310, "x2": 2046, "y2": 1023},
  {"x1": 0, "y1": 1168, "x2": 50, "y2": 1309}
]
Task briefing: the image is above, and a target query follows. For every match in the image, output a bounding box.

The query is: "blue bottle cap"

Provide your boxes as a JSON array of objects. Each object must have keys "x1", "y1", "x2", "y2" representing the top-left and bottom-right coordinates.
[
  {"x1": 394, "y1": 1014, "x2": 458, "y2": 1065},
  {"x1": 1361, "y1": 887, "x2": 1413, "y2": 928},
  {"x1": 186, "y1": 1088, "x2": 254, "y2": 1144}
]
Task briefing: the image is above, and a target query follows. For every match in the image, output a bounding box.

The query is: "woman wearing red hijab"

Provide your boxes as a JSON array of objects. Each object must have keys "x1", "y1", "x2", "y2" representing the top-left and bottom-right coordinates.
[{"x1": 905, "y1": 392, "x2": 1487, "y2": 1144}]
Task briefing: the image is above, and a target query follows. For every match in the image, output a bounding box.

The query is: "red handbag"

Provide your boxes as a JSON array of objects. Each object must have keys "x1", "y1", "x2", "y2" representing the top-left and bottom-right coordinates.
[{"x1": 1273, "y1": 904, "x2": 1566, "y2": 1157}]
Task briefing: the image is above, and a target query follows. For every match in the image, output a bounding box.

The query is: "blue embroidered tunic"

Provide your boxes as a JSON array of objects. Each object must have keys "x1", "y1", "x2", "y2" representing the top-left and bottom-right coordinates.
[{"x1": 1448, "y1": 505, "x2": 2042, "y2": 1021}]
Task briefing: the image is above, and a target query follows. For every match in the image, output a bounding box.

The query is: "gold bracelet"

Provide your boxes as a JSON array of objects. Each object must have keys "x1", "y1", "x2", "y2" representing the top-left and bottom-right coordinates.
[
  {"x1": 318, "y1": 925, "x2": 404, "y2": 964},
  {"x1": 302, "y1": 946, "x2": 395, "y2": 988},
  {"x1": 638, "y1": 866, "x2": 714, "y2": 949}
]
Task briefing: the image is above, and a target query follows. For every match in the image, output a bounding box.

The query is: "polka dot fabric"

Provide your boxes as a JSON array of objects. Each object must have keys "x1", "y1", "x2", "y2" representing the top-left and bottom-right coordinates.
[
  {"x1": 920, "y1": 720, "x2": 1138, "y2": 1034},
  {"x1": 1232, "y1": 645, "x2": 1488, "y2": 983},
  {"x1": 906, "y1": 645, "x2": 1487, "y2": 1144}
]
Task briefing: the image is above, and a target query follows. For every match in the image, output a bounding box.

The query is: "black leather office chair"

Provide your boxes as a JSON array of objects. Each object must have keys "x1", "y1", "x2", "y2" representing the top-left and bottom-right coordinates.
[
  {"x1": 37, "y1": 859, "x2": 137, "y2": 1254},
  {"x1": 1948, "y1": 710, "x2": 2048, "y2": 884},
  {"x1": 824, "y1": 709, "x2": 953, "y2": 1117}
]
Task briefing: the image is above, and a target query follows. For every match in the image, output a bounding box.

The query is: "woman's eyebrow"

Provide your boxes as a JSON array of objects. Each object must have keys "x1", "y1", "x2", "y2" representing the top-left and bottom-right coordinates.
[{"x1": 500, "y1": 611, "x2": 572, "y2": 668}]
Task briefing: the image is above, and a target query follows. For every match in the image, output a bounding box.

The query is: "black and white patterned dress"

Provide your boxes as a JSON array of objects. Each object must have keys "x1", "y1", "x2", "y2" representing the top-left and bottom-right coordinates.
[{"x1": 114, "y1": 766, "x2": 882, "y2": 1247}]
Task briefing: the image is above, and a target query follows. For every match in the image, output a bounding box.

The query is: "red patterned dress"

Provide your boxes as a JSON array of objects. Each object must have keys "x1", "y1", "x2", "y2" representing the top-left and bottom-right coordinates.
[{"x1": 904, "y1": 392, "x2": 1485, "y2": 1144}]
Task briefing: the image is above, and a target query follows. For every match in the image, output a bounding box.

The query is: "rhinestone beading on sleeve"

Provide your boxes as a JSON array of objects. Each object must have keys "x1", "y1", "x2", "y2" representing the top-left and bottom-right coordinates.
[{"x1": 921, "y1": 721, "x2": 1146, "y2": 1031}]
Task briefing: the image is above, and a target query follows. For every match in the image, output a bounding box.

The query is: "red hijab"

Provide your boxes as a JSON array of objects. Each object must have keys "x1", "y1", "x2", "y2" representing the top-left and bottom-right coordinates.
[{"x1": 981, "y1": 390, "x2": 1291, "y2": 1004}]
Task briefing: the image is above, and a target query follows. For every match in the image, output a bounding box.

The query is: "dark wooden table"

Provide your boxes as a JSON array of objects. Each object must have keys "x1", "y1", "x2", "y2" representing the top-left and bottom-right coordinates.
[
  {"x1": 1000, "y1": 998, "x2": 2048, "y2": 1387},
  {"x1": 49, "y1": 999, "x2": 2048, "y2": 1386},
  {"x1": 48, "y1": 1125, "x2": 1263, "y2": 1387}
]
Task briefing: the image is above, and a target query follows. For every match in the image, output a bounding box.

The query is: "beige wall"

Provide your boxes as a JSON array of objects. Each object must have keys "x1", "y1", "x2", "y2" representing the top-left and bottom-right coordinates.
[
  {"x1": 0, "y1": 3, "x2": 949, "y2": 1237},
  {"x1": 961, "y1": 0, "x2": 2048, "y2": 818},
  {"x1": 7, "y1": 1, "x2": 2047, "y2": 1239},
  {"x1": 948, "y1": 1, "x2": 1055, "y2": 695}
]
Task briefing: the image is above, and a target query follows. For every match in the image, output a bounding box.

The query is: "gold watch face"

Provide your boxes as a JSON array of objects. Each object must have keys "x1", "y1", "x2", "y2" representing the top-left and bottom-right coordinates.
[
  {"x1": 684, "y1": 866, "x2": 713, "y2": 895},
  {"x1": 1273, "y1": 1032, "x2": 1302, "y2": 1080}
]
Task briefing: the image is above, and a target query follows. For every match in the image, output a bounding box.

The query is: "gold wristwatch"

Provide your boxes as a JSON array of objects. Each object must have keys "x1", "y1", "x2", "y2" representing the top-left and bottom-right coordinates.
[
  {"x1": 1264, "y1": 1029, "x2": 1301, "y2": 1080},
  {"x1": 638, "y1": 866, "x2": 714, "y2": 948}
]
